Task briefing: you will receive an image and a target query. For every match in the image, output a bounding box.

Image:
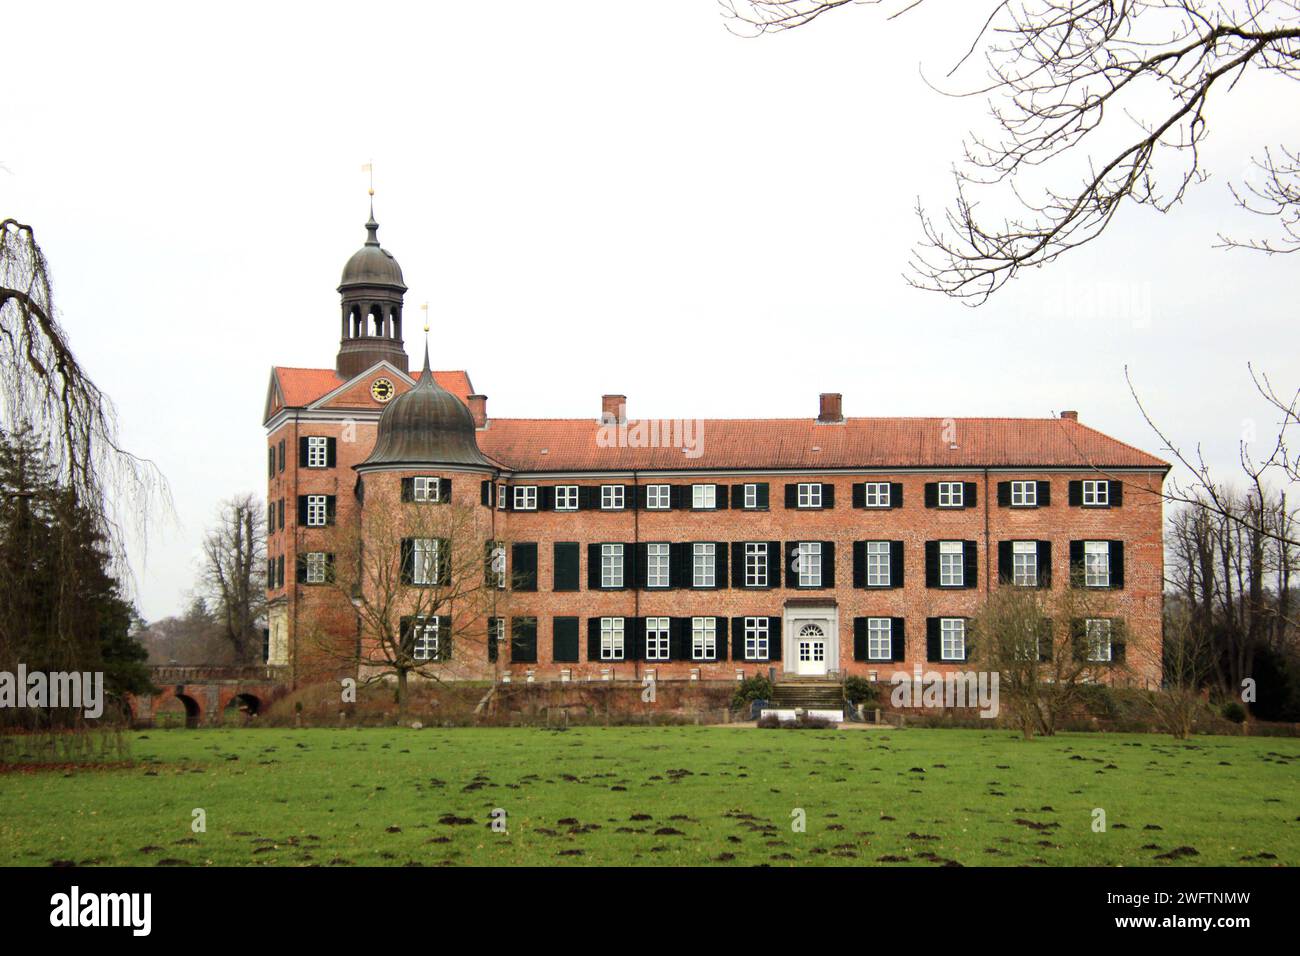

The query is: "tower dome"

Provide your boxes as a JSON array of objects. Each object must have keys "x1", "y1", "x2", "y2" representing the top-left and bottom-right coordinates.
[
  {"x1": 335, "y1": 201, "x2": 410, "y2": 379},
  {"x1": 339, "y1": 214, "x2": 407, "y2": 290}
]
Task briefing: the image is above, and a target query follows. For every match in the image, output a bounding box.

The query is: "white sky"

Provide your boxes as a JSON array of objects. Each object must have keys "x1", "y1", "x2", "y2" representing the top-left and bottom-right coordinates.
[{"x1": 3, "y1": 1, "x2": 1296, "y2": 620}]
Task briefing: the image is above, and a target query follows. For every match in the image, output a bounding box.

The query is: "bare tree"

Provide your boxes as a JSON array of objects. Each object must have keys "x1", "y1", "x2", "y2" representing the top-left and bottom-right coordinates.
[
  {"x1": 1146, "y1": 602, "x2": 1215, "y2": 738},
  {"x1": 201, "y1": 494, "x2": 267, "y2": 664},
  {"x1": 723, "y1": 1, "x2": 1300, "y2": 301}
]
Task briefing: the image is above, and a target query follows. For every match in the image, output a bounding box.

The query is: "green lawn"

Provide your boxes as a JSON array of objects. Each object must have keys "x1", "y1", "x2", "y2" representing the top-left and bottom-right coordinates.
[{"x1": 2, "y1": 727, "x2": 1296, "y2": 866}]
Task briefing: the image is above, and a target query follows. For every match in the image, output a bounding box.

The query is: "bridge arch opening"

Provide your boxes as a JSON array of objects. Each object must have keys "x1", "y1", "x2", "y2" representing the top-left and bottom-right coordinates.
[
  {"x1": 156, "y1": 693, "x2": 201, "y2": 729},
  {"x1": 223, "y1": 693, "x2": 262, "y2": 723}
]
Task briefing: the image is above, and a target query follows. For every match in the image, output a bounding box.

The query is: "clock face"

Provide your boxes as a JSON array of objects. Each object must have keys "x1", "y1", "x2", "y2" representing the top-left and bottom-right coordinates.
[{"x1": 371, "y1": 378, "x2": 395, "y2": 403}]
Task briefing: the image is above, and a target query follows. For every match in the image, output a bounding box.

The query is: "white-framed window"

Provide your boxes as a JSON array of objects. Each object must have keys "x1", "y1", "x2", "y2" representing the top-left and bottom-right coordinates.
[
  {"x1": 867, "y1": 617, "x2": 892, "y2": 661},
  {"x1": 413, "y1": 476, "x2": 441, "y2": 502},
  {"x1": 693, "y1": 543, "x2": 715, "y2": 588},
  {"x1": 939, "y1": 540, "x2": 964, "y2": 587},
  {"x1": 798, "y1": 541, "x2": 822, "y2": 587},
  {"x1": 938, "y1": 482, "x2": 964, "y2": 507},
  {"x1": 513, "y1": 486, "x2": 537, "y2": 511},
  {"x1": 863, "y1": 482, "x2": 891, "y2": 508},
  {"x1": 555, "y1": 485, "x2": 578, "y2": 511},
  {"x1": 601, "y1": 485, "x2": 625, "y2": 510},
  {"x1": 497, "y1": 484, "x2": 507, "y2": 510},
  {"x1": 306, "y1": 436, "x2": 328, "y2": 468},
  {"x1": 1082, "y1": 480, "x2": 1109, "y2": 506},
  {"x1": 489, "y1": 545, "x2": 506, "y2": 589},
  {"x1": 305, "y1": 494, "x2": 327, "y2": 527},
  {"x1": 646, "y1": 484, "x2": 671, "y2": 510},
  {"x1": 743, "y1": 483, "x2": 758, "y2": 509},
  {"x1": 744, "y1": 542, "x2": 768, "y2": 588},
  {"x1": 600, "y1": 617, "x2": 625, "y2": 661},
  {"x1": 646, "y1": 543, "x2": 670, "y2": 589},
  {"x1": 1085, "y1": 618, "x2": 1113, "y2": 662},
  {"x1": 411, "y1": 618, "x2": 439, "y2": 661},
  {"x1": 1012, "y1": 540, "x2": 1038, "y2": 587},
  {"x1": 797, "y1": 483, "x2": 822, "y2": 508},
  {"x1": 692, "y1": 484, "x2": 716, "y2": 509},
  {"x1": 692, "y1": 617, "x2": 717, "y2": 660},
  {"x1": 744, "y1": 617, "x2": 769, "y2": 660},
  {"x1": 601, "y1": 544, "x2": 624, "y2": 588},
  {"x1": 1084, "y1": 540, "x2": 1110, "y2": 587},
  {"x1": 1014, "y1": 621, "x2": 1041, "y2": 662},
  {"x1": 940, "y1": 618, "x2": 966, "y2": 661},
  {"x1": 645, "y1": 617, "x2": 670, "y2": 661},
  {"x1": 488, "y1": 616, "x2": 505, "y2": 657},
  {"x1": 412, "y1": 538, "x2": 439, "y2": 586},
  {"x1": 1010, "y1": 480, "x2": 1037, "y2": 507},
  {"x1": 305, "y1": 551, "x2": 327, "y2": 584},
  {"x1": 866, "y1": 541, "x2": 891, "y2": 587}
]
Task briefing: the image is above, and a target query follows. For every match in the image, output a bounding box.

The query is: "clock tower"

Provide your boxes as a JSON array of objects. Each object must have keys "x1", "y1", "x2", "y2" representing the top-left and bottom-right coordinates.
[{"x1": 335, "y1": 199, "x2": 409, "y2": 379}]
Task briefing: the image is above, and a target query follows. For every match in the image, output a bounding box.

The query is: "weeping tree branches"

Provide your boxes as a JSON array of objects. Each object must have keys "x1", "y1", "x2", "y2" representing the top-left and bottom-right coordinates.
[{"x1": 723, "y1": 1, "x2": 1300, "y2": 301}]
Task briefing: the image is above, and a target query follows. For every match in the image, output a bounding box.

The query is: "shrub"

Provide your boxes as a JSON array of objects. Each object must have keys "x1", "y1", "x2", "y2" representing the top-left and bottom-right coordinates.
[
  {"x1": 1221, "y1": 700, "x2": 1246, "y2": 724},
  {"x1": 757, "y1": 714, "x2": 834, "y2": 730},
  {"x1": 843, "y1": 676, "x2": 878, "y2": 706},
  {"x1": 733, "y1": 675, "x2": 773, "y2": 710}
]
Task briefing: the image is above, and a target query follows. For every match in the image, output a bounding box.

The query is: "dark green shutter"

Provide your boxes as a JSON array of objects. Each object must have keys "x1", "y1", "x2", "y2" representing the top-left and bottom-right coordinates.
[
  {"x1": 822, "y1": 541, "x2": 835, "y2": 588},
  {"x1": 963, "y1": 482, "x2": 977, "y2": 508},
  {"x1": 998, "y1": 541, "x2": 1013, "y2": 583},
  {"x1": 962, "y1": 540, "x2": 978, "y2": 588},
  {"x1": 852, "y1": 541, "x2": 866, "y2": 588},
  {"x1": 1110, "y1": 481, "x2": 1123, "y2": 507},
  {"x1": 756, "y1": 483, "x2": 770, "y2": 509},
  {"x1": 669, "y1": 618, "x2": 687, "y2": 661},
  {"x1": 436, "y1": 537, "x2": 450, "y2": 584},
  {"x1": 554, "y1": 542, "x2": 579, "y2": 592},
  {"x1": 297, "y1": 496, "x2": 308, "y2": 525},
  {"x1": 1069, "y1": 541, "x2": 1084, "y2": 586},
  {"x1": 1068, "y1": 481, "x2": 1083, "y2": 506},
  {"x1": 1110, "y1": 541, "x2": 1125, "y2": 589},
  {"x1": 401, "y1": 478, "x2": 413, "y2": 502},
  {"x1": 1037, "y1": 481, "x2": 1051, "y2": 506},
  {"x1": 924, "y1": 541, "x2": 939, "y2": 588},
  {"x1": 997, "y1": 481, "x2": 1011, "y2": 507},
  {"x1": 822, "y1": 484, "x2": 835, "y2": 508},
  {"x1": 511, "y1": 617, "x2": 538, "y2": 663},
  {"x1": 769, "y1": 618, "x2": 782, "y2": 661},
  {"x1": 924, "y1": 482, "x2": 938, "y2": 508},
  {"x1": 890, "y1": 541, "x2": 905, "y2": 588},
  {"x1": 784, "y1": 483, "x2": 797, "y2": 508},
  {"x1": 438, "y1": 616, "x2": 453, "y2": 661},
  {"x1": 926, "y1": 618, "x2": 940, "y2": 662},
  {"x1": 715, "y1": 618, "x2": 728, "y2": 661},
  {"x1": 481, "y1": 479, "x2": 492, "y2": 506},
  {"x1": 730, "y1": 617, "x2": 745, "y2": 660},
  {"x1": 767, "y1": 541, "x2": 781, "y2": 588},
  {"x1": 295, "y1": 554, "x2": 307, "y2": 584},
  {"x1": 1038, "y1": 541, "x2": 1052, "y2": 588},
  {"x1": 891, "y1": 618, "x2": 905, "y2": 661},
  {"x1": 539, "y1": 486, "x2": 555, "y2": 511},
  {"x1": 325, "y1": 496, "x2": 336, "y2": 525},
  {"x1": 298, "y1": 437, "x2": 309, "y2": 467},
  {"x1": 554, "y1": 617, "x2": 579, "y2": 663},
  {"x1": 587, "y1": 618, "x2": 601, "y2": 661},
  {"x1": 512, "y1": 543, "x2": 537, "y2": 591},
  {"x1": 730, "y1": 543, "x2": 744, "y2": 588},
  {"x1": 853, "y1": 618, "x2": 867, "y2": 662},
  {"x1": 400, "y1": 538, "x2": 413, "y2": 585},
  {"x1": 852, "y1": 483, "x2": 865, "y2": 508},
  {"x1": 890, "y1": 483, "x2": 903, "y2": 508},
  {"x1": 785, "y1": 541, "x2": 799, "y2": 585},
  {"x1": 588, "y1": 544, "x2": 601, "y2": 589},
  {"x1": 717, "y1": 485, "x2": 730, "y2": 509},
  {"x1": 715, "y1": 542, "x2": 729, "y2": 590},
  {"x1": 325, "y1": 437, "x2": 337, "y2": 467},
  {"x1": 671, "y1": 543, "x2": 690, "y2": 589}
]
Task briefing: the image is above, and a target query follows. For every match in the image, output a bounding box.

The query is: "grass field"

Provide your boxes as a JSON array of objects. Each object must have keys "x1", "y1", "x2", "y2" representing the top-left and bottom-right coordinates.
[{"x1": 1, "y1": 726, "x2": 1296, "y2": 866}]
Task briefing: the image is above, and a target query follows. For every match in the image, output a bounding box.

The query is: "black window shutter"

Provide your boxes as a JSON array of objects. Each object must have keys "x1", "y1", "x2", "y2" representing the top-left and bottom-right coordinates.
[
  {"x1": 295, "y1": 554, "x2": 307, "y2": 584},
  {"x1": 298, "y1": 437, "x2": 309, "y2": 467},
  {"x1": 853, "y1": 618, "x2": 867, "y2": 661},
  {"x1": 1038, "y1": 541, "x2": 1052, "y2": 588},
  {"x1": 268, "y1": 447, "x2": 275, "y2": 477},
  {"x1": 757, "y1": 483, "x2": 770, "y2": 509},
  {"x1": 730, "y1": 543, "x2": 744, "y2": 588},
  {"x1": 480, "y1": 480, "x2": 491, "y2": 506},
  {"x1": 626, "y1": 618, "x2": 644, "y2": 662},
  {"x1": 962, "y1": 540, "x2": 978, "y2": 588},
  {"x1": 784, "y1": 541, "x2": 799, "y2": 585},
  {"x1": 731, "y1": 484, "x2": 746, "y2": 508},
  {"x1": 554, "y1": 617, "x2": 579, "y2": 663},
  {"x1": 554, "y1": 542, "x2": 579, "y2": 592},
  {"x1": 926, "y1": 618, "x2": 941, "y2": 662},
  {"x1": 634, "y1": 543, "x2": 648, "y2": 590},
  {"x1": 852, "y1": 483, "x2": 866, "y2": 509},
  {"x1": 670, "y1": 485, "x2": 686, "y2": 510},
  {"x1": 891, "y1": 618, "x2": 906, "y2": 661},
  {"x1": 539, "y1": 486, "x2": 555, "y2": 511},
  {"x1": 1068, "y1": 481, "x2": 1083, "y2": 506},
  {"x1": 438, "y1": 616, "x2": 453, "y2": 661},
  {"x1": 769, "y1": 618, "x2": 783, "y2": 660},
  {"x1": 730, "y1": 617, "x2": 746, "y2": 660},
  {"x1": 511, "y1": 617, "x2": 538, "y2": 664},
  {"x1": 631, "y1": 485, "x2": 645, "y2": 511},
  {"x1": 325, "y1": 437, "x2": 337, "y2": 468},
  {"x1": 399, "y1": 616, "x2": 413, "y2": 656},
  {"x1": 436, "y1": 537, "x2": 451, "y2": 584},
  {"x1": 326, "y1": 496, "x2": 336, "y2": 525},
  {"x1": 297, "y1": 496, "x2": 308, "y2": 525},
  {"x1": 1113, "y1": 625, "x2": 1127, "y2": 662},
  {"x1": 767, "y1": 541, "x2": 781, "y2": 588},
  {"x1": 669, "y1": 618, "x2": 687, "y2": 661},
  {"x1": 890, "y1": 541, "x2": 905, "y2": 588},
  {"x1": 400, "y1": 538, "x2": 413, "y2": 585},
  {"x1": 715, "y1": 542, "x2": 729, "y2": 590},
  {"x1": 622, "y1": 484, "x2": 634, "y2": 507},
  {"x1": 716, "y1": 618, "x2": 729, "y2": 662},
  {"x1": 1110, "y1": 541, "x2": 1125, "y2": 589},
  {"x1": 822, "y1": 484, "x2": 835, "y2": 508},
  {"x1": 852, "y1": 541, "x2": 866, "y2": 588},
  {"x1": 439, "y1": 477, "x2": 451, "y2": 502},
  {"x1": 1037, "y1": 481, "x2": 1051, "y2": 506},
  {"x1": 276, "y1": 556, "x2": 284, "y2": 588},
  {"x1": 822, "y1": 541, "x2": 835, "y2": 588},
  {"x1": 998, "y1": 541, "x2": 1013, "y2": 584},
  {"x1": 890, "y1": 482, "x2": 904, "y2": 509},
  {"x1": 924, "y1": 541, "x2": 939, "y2": 588},
  {"x1": 963, "y1": 482, "x2": 978, "y2": 508},
  {"x1": 1110, "y1": 481, "x2": 1124, "y2": 507},
  {"x1": 401, "y1": 478, "x2": 413, "y2": 502},
  {"x1": 1069, "y1": 540, "x2": 1084, "y2": 585},
  {"x1": 587, "y1": 544, "x2": 600, "y2": 589},
  {"x1": 671, "y1": 543, "x2": 689, "y2": 589},
  {"x1": 1070, "y1": 619, "x2": 1087, "y2": 660},
  {"x1": 997, "y1": 481, "x2": 1011, "y2": 507},
  {"x1": 587, "y1": 618, "x2": 601, "y2": 661},
  {"x1": 512, "y1": 543, "x2": 538, "y2": 591},
  {"x1": 784, "y1": 483, "x2": 797, "y2": 508},
  {"x1": 717, "y1": 485, "x2": 730, "y2": 509},
  {"x1": 325, "y1": 553, "x2": 336, "y2": 582},
  {"x1": 924, "y1": 482, "x2": 938, "y2": 508},
  {"x1": 578, "y1": 485, "x2": 595, "y2": 510}
]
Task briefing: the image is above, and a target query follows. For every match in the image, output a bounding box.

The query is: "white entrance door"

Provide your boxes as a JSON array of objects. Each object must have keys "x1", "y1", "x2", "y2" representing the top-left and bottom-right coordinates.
[{"x1": 794, "y1": 622, "x2": 829, "y2": 676}]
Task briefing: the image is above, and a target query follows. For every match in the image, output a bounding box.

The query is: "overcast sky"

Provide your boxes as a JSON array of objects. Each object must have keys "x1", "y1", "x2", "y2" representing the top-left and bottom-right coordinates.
[{"x1": 4, "y1": 1, "x2": 1297, "y2": 621}]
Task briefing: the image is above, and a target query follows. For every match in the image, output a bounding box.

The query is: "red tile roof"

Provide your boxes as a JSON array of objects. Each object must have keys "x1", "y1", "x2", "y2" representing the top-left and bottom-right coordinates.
[
  {"x1": 476, "y1": 417, "x2": 1168, "y2": 472},
  {"x1": 274, "y1": 367, "x2": 473, "y2": 407}
]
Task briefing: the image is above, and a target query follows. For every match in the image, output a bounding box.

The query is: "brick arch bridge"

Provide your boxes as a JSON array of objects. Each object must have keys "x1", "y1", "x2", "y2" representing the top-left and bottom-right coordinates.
[{"x1": 129, "y1": 665, "x2": 291, "y2": 728}]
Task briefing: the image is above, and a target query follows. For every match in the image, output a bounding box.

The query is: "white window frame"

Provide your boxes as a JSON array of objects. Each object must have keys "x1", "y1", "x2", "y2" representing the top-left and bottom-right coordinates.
[
  {"x1": 554, "y1": 485, "x2": 578, "y2": 511},
  {"x1": 413, "y1": 476, "x2": 441, "y2": 503},
  {"x1": 306, "y1": 436, "x2": 328, "y2": 469},
  {"x1": 513, "y1": 486, "x2": 538, "y2": 511},
  {"x1": 692, "y1": 543, "x2": 715, "y2": 588},
  {"x1": 692, "y1": 484, "x2": 717, "y2": 510},
  {"x1": 1084, "y1": 540, "x2": 1110, "y2": 587},
  {"x1": 646, "y1": 484, "x2": 671, "y2": 510},
  {"x1": 1010, "y1": 480, "x2": 1037, "y2": 507},
  {"x1": 600, "y1": 617, "x2": 625, "y2": 661},
  {"x1": 645, "y1": 617, "x2": 670, "y2": 661},
  {"x1": 1082, "y1": 480, "x2": 1109, "y2": 507},
  {"x1": 797, "y1": 483, "x2": 823, "y2": 509},
  {"x1": 1012, "y1": 540, "x2": 1038, "y2": 587},
  {"x1": 744, "y1": 542, "x2": 768, "y2": 588},
  {"x1": 939, "y1": 540, "x2": 964, "y2": 587},
  {"x1": 1085, "y1": 618, "x2": 1113, "y2": 662},
  {"x1": 867, "y1": 617, "x2": 892, "y2": 661},
  {"x1": 305, "y1": 551, "x2": 327, "y2": 584},
  {"x1": 489, "y1": 545, "x2": 506, "y2": 589},
  {"x1": 411, "y1": 617, "x2": 439, "y2": 661},
  {"x1": 497, "y1": 484, "x2": 507, "y2": 510},
  {"x1": 863, "y1": 482, "x2": 891, "y2": 508},
  {"x1": 305, "y1": 494, "x2": 327, "y2": 528},
  {"x1": 798, "y1": 541, "x2": 822, "y2": 588},
  {"x1": 646, "y1": 542, "x2": 670, "y2": 589},
  {"x1": 743, "y1": 483, "x2": 758, "y2": 509},
  {"x1": 938, "y1": 482, "x2": 964, "y2": 508},
  {"x1": 600, "y1": 544, "x2": 624, "y2": 589},
  {"x1": 940, "y1": 618, "x2": 966, "y2": 661},
  {"x1": 866, "y1": 541, "x2": 891, "y2": 587},
  {"x1": 600, "y1": 485, "x2": 625, "y2": 510},
  {"x1": 744, "y1": 617, "x2": 769, "y2": 660},
  {"x1": 691, "y1": 617, "x2": 717, "y2": 660},
  {"x1": 412, "y1": 538, "x2": 440, "y2": 586}
]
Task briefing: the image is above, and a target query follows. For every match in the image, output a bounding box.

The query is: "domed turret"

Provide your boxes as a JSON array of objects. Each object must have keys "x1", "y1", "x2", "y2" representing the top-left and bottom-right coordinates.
[{"x1": 335, "y1": 201, "x2": 409, "y2": 379}]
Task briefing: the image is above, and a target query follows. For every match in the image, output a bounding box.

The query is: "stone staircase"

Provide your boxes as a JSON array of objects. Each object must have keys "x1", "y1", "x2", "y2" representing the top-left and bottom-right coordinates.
[{"x1": 768, "y1": 679, "x2": 844, "y2": 711}]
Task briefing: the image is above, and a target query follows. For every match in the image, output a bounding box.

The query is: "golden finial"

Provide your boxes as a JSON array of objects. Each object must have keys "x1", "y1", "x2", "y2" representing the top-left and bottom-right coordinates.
[{"x1": 421, "y1": 302, "x2": 429, "y2": 333}]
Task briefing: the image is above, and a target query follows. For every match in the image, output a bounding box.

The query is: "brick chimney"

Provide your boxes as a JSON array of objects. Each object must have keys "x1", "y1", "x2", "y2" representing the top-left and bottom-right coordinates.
[
  {"x1": 1060, "y1": 410, "x2": 1078, "y2": 422},
  {"x1": 467, "y1": 394, "x2": 488, "y2": 429},
  {"x1": 601, "y1": 394, "x2": 627, "y2": 424},
  {"x1": 817, "y1": 392, "x2": 844, "y2": 424}
]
